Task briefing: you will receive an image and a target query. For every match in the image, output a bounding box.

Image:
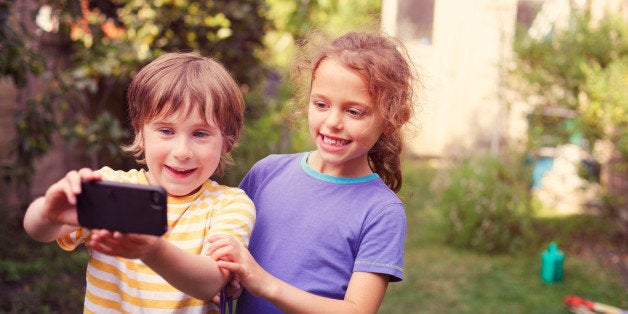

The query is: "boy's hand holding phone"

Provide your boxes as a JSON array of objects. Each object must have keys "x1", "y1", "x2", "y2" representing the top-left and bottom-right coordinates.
[
  {"x1": 42, "y1": 168, "x2": 103, "y2": 226},
  {"x1": 77, "y1": 180, "x2": 168, "y2": 236},
  {"x1": 88, "y1": 229, "x2": 161, "y2": 259}
]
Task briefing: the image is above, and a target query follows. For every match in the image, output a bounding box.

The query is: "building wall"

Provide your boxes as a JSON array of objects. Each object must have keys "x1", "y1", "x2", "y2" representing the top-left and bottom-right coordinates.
[
  {"x1": 384, "y1": 0, "x2": 519, "y2": 158},
  {"x1": 384, "y1": 0, "x2": 628, "y2": 158}
]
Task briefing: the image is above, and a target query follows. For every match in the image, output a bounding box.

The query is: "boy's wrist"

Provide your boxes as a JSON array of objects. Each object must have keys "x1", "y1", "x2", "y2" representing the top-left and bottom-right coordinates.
[{"x1": 140, "y1": 236, "x2": 165, "y2": 261}]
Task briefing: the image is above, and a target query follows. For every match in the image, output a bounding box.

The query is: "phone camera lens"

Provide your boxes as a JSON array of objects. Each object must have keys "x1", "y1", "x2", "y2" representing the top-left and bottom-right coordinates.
[{"x1": 151, "y1": 191, "x2": 162, "y2": 205}]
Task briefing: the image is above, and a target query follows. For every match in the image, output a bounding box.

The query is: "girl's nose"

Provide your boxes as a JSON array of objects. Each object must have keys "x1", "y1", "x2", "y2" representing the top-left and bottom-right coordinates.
[{"x1": 325, "y1": 109, "x2": 343, "y2": 130}]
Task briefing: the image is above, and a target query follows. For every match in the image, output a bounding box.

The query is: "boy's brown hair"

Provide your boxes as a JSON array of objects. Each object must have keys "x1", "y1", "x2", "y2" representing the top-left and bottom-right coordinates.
[{"x1": 124, "y1": 52, "x2": 245, "y2": 177}]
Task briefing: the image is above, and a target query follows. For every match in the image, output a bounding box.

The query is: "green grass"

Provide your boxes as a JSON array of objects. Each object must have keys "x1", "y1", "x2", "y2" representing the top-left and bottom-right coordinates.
[{"x1": 380, "y1": 159, "x2": 627, "y2": 313}]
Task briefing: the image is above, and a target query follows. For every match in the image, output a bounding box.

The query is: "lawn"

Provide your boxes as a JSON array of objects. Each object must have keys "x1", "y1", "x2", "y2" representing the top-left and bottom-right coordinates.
[
  {"x1": 1, "y1": 159, "x2": 625, "y2": 313},
  {"x1": 380, "y1": 159, "x2": 627, "y2": 314}
]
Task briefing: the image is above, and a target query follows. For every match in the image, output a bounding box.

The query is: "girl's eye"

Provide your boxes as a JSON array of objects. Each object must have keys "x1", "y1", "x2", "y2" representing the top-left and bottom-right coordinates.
[{"x1": 347, "y1": 108, "x2": 364, "y2": 117}]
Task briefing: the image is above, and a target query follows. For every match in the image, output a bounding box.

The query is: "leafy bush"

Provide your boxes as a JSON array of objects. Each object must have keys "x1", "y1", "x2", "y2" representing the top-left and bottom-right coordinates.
[
  {"x1": 434, "y1": 153, "x2": 536, "y2": 254},
  {"x1": 0, "y1": 213, "x2": 88, "y2": 313}
]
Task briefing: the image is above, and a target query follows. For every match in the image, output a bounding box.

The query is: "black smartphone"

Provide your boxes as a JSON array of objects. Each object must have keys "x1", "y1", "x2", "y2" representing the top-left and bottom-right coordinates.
[{"x1": 77, "y1": 180, "x2": 168, "y2": 236}]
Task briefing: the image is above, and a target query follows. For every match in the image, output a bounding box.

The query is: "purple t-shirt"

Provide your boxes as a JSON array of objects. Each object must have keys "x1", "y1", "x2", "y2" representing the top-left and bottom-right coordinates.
[{"x1": 236, "y1": 152, "x2": 406, "y2": 313}]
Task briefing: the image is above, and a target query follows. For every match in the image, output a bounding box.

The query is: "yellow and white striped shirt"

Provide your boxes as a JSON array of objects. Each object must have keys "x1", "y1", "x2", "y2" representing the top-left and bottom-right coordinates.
[{"x1": 57, "y1": 167, "x2": 255, "y2": 313}]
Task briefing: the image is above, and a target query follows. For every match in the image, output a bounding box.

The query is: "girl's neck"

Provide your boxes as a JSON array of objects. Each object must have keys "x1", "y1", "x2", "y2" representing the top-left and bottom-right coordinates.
[{"x1": 306, "y1": 151, "x2": 373, "y2": 178}]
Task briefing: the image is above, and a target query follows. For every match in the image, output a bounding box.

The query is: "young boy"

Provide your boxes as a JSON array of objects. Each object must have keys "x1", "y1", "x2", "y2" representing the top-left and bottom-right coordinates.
[{"x1": 23, "y1": 52, "x2": 255, "y2": 313}]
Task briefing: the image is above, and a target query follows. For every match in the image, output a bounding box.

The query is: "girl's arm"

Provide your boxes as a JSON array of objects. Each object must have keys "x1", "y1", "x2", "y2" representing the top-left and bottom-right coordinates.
[
  {"x1": 207, "y1": 235, "x2": 389, "y2": 313},
  {"x1": 258, "y1": 271, "x2": 387, "y2": 314},
  {"x1": 89, "y1": 230, "x2": 229, "y2": 301}
]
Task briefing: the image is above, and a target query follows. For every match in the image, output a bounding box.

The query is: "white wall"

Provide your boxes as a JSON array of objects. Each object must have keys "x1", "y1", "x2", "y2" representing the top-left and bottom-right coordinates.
[{"x1": 385, "y1": 0, "x2": 519, "y2": 157}]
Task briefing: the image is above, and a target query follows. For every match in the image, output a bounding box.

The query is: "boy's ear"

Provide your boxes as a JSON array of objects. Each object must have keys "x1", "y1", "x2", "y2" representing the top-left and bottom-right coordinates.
[{"x1": 222, "y1": 140, "x2": 230, "y2": 154}]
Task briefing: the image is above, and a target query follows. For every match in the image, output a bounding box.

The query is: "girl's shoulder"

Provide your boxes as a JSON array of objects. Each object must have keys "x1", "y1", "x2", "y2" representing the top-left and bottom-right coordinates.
[{"x1": 251, "y1": 153, "x2": 303, "y2": 172}]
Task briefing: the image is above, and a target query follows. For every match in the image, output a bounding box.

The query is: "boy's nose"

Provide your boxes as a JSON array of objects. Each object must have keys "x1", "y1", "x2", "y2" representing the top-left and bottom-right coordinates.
[{"x1": 173, "y1": 137, "x2": 192, "y2": 160}]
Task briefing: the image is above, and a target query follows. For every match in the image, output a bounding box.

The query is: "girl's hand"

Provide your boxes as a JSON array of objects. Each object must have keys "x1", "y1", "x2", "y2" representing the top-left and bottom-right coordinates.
[
  {"x1": 88, "y1": 229, "x2": 160, "y2": 259},
  {"x1": 211, "y1": 276, "x2": 243, "y2": 304},
  {"x1": 206, "y1": 235, "x2": 269, "y2": 297}
]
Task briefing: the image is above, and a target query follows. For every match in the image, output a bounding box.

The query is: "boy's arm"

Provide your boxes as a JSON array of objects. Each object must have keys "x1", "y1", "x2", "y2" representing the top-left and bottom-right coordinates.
[
  {"x1": 23, "y1": 197, "x2": 78, "y2": 242},
  {"x1": 142, "y1": 237, "x2": 230, "y2": 300},
  {"x1": 23, "y1": 168, "x2": 100, "y2": 242},
  {"x1": 88, "y1": 230, "x2": 229, "y2": 300},
  {"x1": 148, "y1": 190, "x2": 254, "y2": 299}
]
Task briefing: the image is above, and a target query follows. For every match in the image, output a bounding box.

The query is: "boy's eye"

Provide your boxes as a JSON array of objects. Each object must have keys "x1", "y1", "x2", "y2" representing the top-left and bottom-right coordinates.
[
  {"x1": 193, "y1": 131, "x2": 211, "y2": 138},
  {"x1": 314, "y1": 101, "x2": 328, "y2": 109},
  {"x1": 159, "y1": 128, "x2": 174, "y2": 135}
]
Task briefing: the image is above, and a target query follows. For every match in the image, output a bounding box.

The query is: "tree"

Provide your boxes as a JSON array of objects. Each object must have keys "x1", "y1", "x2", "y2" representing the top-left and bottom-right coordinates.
[
  {"x1": 511, "y1": 9, "x2": 628, "y2": 235},
  {"x1": 1, "y1": 0, "x2": 270, "y2": 211}
]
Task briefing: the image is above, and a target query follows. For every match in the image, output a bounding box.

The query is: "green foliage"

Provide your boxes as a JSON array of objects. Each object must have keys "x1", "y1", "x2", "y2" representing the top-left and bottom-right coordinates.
[
  {"x1": 262, "y1": 0, "x2": 381, "y2": 69},
  {"x1": 62, "y1": 111, "x2": 130, "y2": 164},
  {"x1": 0, "y1": 2, "x2": 45, "y2": 88},
  {"x1": 12, "y1": 97, "x2": 57, "y2": 189},
  {"x1": 0, "y1": 0, "x2": 271, "y2": 204},
  {"x1": 580, "y1": 57, "x2": 628, "y2": 157},
  {"x1": 47, "y1": 0, "x2": 272, "y2": 162},
  {"x1": 512, "y1": 12, "x2": 628, "y2": 112},
  {"x1": 381, "y1": 159, "x2": 625, "y2": 313},
  {"x1": 434, "y1": 153, "x2": 536, "y2": 254},
  {"x1": 512, "y1": 11, "x2": 628, "y2": 154},
  {"x1": 511, "y1": 9, "x2": 628, "y2": 233},
  {"x1": 0, "y1": 213, "x2": 88, "y2": 313}
]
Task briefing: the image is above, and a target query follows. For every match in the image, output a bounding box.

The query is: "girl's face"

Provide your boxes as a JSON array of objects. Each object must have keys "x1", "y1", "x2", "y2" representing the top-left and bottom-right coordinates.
[
  {"x1": 307, "y1": 57, "x2": 386, "y2": 177},
  {"x1": 143, "y1": 106, "x2": 224, "y2": 197}
]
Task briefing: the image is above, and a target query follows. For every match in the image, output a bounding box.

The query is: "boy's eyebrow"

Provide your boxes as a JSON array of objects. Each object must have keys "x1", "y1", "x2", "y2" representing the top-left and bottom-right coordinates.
[{"x1": 150, "y1": 118, "x2": 221, "y2": 130}]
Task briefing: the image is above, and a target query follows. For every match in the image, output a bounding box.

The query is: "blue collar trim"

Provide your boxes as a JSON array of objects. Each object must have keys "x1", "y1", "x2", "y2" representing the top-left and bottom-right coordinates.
[{"x1": 301, "y1": 152, "x2": 379, "y2": 184}]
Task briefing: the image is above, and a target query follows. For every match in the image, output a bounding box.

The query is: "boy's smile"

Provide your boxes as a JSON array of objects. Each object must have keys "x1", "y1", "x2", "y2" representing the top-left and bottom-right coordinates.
[{"x1": 143, "y1": 105, "x2": 224, "y2": 197}]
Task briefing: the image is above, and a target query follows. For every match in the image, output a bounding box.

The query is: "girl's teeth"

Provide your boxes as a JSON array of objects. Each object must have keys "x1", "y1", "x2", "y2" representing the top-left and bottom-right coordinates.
[{"x1": 324, "y1": 136, "x2": 347, "y2": 146}]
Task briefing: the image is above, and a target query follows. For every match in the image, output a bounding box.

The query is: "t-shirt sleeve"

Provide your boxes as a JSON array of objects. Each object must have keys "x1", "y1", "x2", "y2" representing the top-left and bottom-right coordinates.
[
  {"x1": 57, "y1": 227, "x2": 90, "y2": 251},
  {"x1": 353, "y1": 203, "x2": 406, "y2": 282},
  {"x1": 204, "y1": 188, "x2": 256, "y2": 249}
]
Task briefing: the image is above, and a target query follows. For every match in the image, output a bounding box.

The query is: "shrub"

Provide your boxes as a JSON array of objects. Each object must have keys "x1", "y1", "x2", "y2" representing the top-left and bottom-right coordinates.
[{"x1": 434, "y1": 153, "x2": 536, "y2": 254}]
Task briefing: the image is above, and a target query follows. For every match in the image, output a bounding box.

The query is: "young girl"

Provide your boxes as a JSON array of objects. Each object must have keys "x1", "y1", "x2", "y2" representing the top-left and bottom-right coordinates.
[
  {"x1": 208, "y1": 30, "x2": 417, "y2": 313},
  {"x1": 23, "y1": 52, "x2": 256, "y2": 313}
]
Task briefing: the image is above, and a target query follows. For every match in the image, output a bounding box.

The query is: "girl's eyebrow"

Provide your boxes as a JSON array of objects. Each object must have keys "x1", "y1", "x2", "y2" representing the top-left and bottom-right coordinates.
[{"x1": 309, "y1": 93, "x2": 329, "y2": 100}]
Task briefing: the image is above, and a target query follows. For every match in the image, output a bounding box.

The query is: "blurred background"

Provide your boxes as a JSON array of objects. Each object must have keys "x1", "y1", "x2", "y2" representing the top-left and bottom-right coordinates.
[{"x1": 1, "y1": 0, "x2": 626, "y2": 312}]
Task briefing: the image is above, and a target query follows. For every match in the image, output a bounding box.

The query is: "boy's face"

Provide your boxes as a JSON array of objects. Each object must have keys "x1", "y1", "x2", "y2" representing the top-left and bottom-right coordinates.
[{"x1": 142, "y1": 105, "x2": 224, "y2": 197}]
